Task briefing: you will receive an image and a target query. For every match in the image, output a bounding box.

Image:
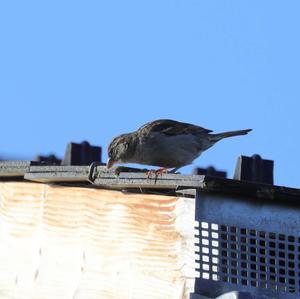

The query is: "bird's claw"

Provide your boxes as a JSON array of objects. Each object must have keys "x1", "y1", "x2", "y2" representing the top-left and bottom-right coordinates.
[{"x1": 146, "y1": 168, "x2": 168, "y2": 179}]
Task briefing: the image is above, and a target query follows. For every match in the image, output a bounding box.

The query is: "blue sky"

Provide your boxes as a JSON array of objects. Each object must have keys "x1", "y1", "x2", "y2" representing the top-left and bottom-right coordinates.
[{"x1": 0, "y1": 1, "x2": 299, "y2": 188}]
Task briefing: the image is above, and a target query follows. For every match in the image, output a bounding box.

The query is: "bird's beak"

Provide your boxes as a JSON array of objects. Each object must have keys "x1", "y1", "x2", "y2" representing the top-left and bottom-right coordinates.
[{"x1": 106, "y1": 158, "x2": 116, "y2": 169}]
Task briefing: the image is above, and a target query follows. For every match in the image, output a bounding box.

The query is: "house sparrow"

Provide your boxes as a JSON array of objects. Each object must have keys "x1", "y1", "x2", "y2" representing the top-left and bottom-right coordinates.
[{"x1": 107, "y1": 119, "x2": 251, "y2": 172}]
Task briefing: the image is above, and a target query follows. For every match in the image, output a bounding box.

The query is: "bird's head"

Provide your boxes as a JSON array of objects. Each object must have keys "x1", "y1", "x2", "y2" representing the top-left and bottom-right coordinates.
[{"x1": 107, "y1": 134, "x2": 132, "y2": 168}]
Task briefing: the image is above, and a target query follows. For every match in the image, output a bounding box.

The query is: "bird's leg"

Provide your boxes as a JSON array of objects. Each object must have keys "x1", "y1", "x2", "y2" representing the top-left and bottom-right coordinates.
[
  {"x1": 146, "y1": 168, "x2": 168, "y2": 179},
  {"x1": 154, "y1": 167, "x2": 169, "y2": 176},
  {"x1": 146, "y1": 169, "x2": 156, "y2": 179}
]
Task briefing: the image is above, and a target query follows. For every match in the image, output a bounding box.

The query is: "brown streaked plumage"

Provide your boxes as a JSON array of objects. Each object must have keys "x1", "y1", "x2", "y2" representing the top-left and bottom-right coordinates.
[{"x1": 107, "y1": 119, "x2": 252, "y2": 171}]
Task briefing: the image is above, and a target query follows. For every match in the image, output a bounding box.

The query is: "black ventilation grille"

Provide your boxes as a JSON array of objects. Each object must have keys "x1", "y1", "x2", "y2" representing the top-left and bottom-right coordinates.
[{"x1": 196, "y1": 221, "x2": 299, "y2": 294}]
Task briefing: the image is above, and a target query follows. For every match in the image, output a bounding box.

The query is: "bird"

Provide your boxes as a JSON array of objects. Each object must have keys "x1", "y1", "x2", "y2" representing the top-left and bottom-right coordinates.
[{"x1": 107, "y1": 119, "x2": 252, "y2": 173}]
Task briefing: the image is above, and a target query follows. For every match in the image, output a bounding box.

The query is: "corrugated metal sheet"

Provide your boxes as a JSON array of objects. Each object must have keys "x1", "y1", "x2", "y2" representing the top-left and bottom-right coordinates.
[{"x1": 0, "y1": 182, "x2": 196, "y2": 299}]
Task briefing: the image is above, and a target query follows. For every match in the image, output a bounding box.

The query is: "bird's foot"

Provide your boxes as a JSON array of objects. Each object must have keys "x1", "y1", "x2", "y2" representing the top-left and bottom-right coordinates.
[
  {"x1": 155, "y1": 168, "x2": 168, "y2": 176},
  {"x1": 146, "y1": 169, "x2": 155, "y2": 179},
  {"x1": 146, "y1": 168, "x2": 168, "y2": 179}
]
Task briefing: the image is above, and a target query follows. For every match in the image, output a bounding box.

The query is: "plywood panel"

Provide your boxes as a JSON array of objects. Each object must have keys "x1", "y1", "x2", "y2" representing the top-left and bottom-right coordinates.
[{"x1": 0, "y1": 182, "x2": 196, "y2": 299}]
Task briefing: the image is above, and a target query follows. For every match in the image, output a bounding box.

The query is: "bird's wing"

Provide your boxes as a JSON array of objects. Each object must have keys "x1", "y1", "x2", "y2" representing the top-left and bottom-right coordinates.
[{"x1": 137, "y1": 119, "x2": 212, "y2": 137}]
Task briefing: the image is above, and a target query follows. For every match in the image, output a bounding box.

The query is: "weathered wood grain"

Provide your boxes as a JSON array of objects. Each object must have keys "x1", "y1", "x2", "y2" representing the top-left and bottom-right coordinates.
[{"x1": 0, "y1": 182, "x2": 196, "y2": 299}]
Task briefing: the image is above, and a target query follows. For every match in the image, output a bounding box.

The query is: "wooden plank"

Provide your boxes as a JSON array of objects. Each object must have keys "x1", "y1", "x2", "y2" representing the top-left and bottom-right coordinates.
[
  {"x1": 93, "y1": 171, "x2": 206, "y2": 189},
  {"x1": 24, "y1": 165, "x2": 206, "y2": 188},
  {"x1": 0, "y1": 161, "x2": 37, "y2": 177},
  {"x1": 24, "y1": 165, "x2": 91, "y2": 182},
  {"x1": 0, "y1": 182, "x2": 197, "y2": 299},
  {"x1": 3, "y1": 163, "x2": 300, "y2": 202}
]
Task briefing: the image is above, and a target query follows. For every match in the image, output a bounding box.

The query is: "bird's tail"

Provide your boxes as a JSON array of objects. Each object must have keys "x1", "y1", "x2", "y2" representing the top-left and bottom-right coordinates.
[{"x1": 208, "y1": 129, "x2": 252, "y2": 142}]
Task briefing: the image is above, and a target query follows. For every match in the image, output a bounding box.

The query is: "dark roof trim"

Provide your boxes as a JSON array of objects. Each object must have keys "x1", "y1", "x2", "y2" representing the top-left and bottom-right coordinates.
[{"x1": 1, "y1": 161, "x2": 300, "y2": 202}]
